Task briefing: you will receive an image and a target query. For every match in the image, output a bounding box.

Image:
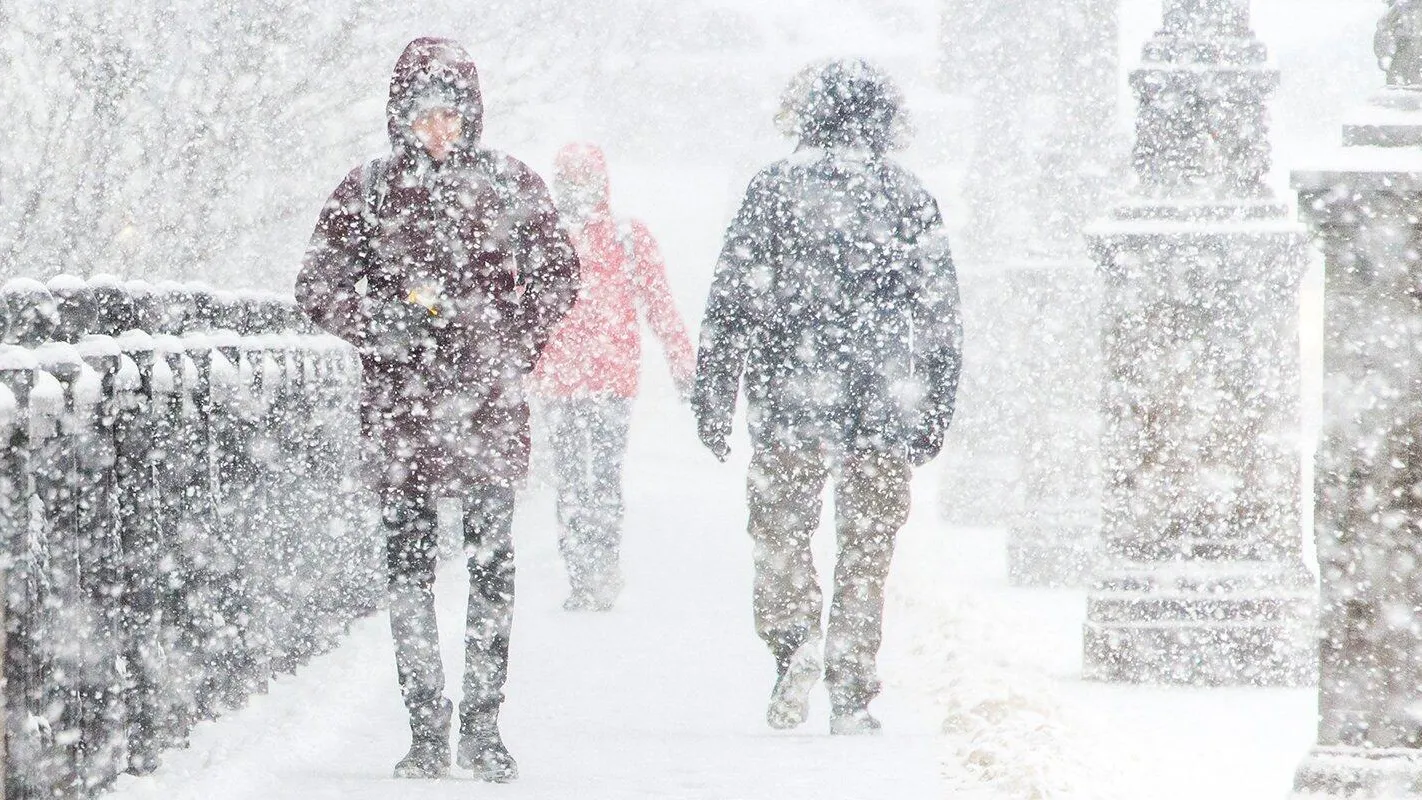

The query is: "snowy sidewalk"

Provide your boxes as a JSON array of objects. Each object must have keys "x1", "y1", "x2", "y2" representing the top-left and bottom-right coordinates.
[{"x1": 106, "y1": 387, "x2": 947, "y2": 800}]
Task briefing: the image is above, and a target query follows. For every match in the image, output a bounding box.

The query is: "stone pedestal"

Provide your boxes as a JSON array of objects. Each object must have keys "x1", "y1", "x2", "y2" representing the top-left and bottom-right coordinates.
[
  {"x1": 1080, "y1": 0, "x2": 1314, "y2": 685},
  {"x1": 1289, "y1": 87, "x2": 1422, "y2": 798},
  {"x1": 1006, "y1": 259, "x2": 1103, "y2": 587},
  {"x1": 937, "y1": 262, "x2": 1030, "y2": 529},
  {"x1": 938, "y1": 0, "x2": 1116, "y2": 556}
]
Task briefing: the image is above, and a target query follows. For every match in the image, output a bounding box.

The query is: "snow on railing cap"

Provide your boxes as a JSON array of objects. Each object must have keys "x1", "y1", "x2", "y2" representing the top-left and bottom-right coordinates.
[
  {"x1": 32, "y1": 341, "x2": 84, "y2": 368},
  {"x1": 249, "y1": 333, "x2": 288, "y2": 351},
  {"x1": 76, "y1": 335, "x2": 122, "y2": 359},
  {"x1": 150, "y1": 333, "x2": 186, "y2": 354},
  {"x1": 116, "y1": 330, "x2": 155, "y2": 350},
  {"x1": 46, "y1": 274, "x2": 88, "y2": 292},
  {"x1": 88, "y1": 273, "x2": 125, "y2": 290},
  {"x1": 207, "y1": 330, "x2": 242, "y2": 349},
  {"x1": 1, "y1": 277, "x2": 49, "y2": 295},
  {"x1": 307, "y1": 334, "x2": 354, "y2": 353},
  {"x1": 0, "y1": 345, "x2": 38, "y2": 372}
]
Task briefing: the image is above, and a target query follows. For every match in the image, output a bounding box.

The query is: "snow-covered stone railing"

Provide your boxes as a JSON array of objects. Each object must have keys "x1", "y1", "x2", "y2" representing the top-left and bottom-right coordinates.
[{"x1": 0, "y1": 275, "x2": 380, "y2": 799}]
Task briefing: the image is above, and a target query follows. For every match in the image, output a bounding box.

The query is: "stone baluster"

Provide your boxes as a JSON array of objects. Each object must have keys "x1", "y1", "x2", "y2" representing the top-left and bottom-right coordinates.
[
  {"x1": 1289, "y1": 3, "x2": 1422, "y2": 795},
  {"x1": 1081, "y1": 0, "x2": 1314, "y2": 685},
  {"x1": 936, "y1": 0, "x2": 1118, "y2": 592}
]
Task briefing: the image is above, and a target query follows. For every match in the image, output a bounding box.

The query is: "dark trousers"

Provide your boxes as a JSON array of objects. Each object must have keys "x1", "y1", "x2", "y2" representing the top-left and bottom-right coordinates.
[
  {"x1": 746, "y1": 442, "x2": 911, "y2": 712},
  {"x1": 546, "y1": 397, "x2": 632, "y2": 593},
  {"x1": 384, "y1": 482, "x2": 515, "y2": 733}
]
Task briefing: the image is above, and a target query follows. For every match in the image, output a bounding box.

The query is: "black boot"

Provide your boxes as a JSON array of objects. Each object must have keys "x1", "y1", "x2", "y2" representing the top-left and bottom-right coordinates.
[
  {"x1": 827, "y1": 673, "x2": 883, "y2": 736},
  {"x1": 457, "y1": 709, "x2": 518, "y2": 783},
  {"x1": 393, "y1": 699, "x2": 452, "y2": 779}
]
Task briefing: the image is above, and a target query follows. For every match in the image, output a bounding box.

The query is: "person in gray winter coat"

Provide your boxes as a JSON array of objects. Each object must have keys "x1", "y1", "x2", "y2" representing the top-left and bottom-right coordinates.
[{"x1": 692, "y1": 59, "x2": 962, "y2": 735}]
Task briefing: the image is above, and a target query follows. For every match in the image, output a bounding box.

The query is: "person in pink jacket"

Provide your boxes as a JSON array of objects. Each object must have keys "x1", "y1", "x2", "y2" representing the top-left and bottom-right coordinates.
[{"x1": 533, "y1": 143, "x2": 695, "y2": 611}]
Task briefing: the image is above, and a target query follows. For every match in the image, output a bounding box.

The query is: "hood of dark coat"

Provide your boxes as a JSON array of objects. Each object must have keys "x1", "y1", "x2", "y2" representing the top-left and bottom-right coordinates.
[
  {"x1": 386, "y1": 37, "x2": 485, "y2": 156},
  {"x1": 553, "y1": 142, "x2": 613, "y2": 216},
  {"x1": 779, "y1": 59, "x2": 907, "y2": 154}
]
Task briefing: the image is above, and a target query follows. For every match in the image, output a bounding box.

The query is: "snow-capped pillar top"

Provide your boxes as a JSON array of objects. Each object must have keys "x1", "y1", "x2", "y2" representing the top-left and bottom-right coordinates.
[
  {"x1": 1126, "y1": 0, "x2": 1281, "y2": 207},
  {"x1": 1159, "y1": 0, "x2": 1251, "y2": 39}
]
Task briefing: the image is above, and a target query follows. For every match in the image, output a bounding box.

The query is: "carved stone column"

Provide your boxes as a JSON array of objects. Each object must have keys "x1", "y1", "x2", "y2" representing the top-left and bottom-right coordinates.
[
  {"x1": 1081, "y1": 0, "x2": 1314, "y2": 685},
  {"x1": 1289, "y1": 4, "x2": 1422, "y2": 794},
  {"x1": 937, "y1": 0, "x2": 1117, "y2": 586},
  {"x1": 935, "y1": 0, "x2": 1041, "y2": 531}
]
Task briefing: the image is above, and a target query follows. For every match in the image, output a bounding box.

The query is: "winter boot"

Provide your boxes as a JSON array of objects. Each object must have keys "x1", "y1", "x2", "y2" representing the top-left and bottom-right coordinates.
[
  {"x1": 586, "y1": 571, "x2": 624, "y2": 612},
  {"x1": 766, "y1": 636, "x2": 822, "y2": 730},
  {"x1": 393, "y1": 698, "x2": 452, "y2": 779},
  {"x1": 458, "y1": 710, "x2": 519, "y2": 783},
  {"x1": 829, "y1": 707, "x2": 882, "y2": 735},
  {"x1": 562, "y1": 588, "x2": 595, "y2": 611}
]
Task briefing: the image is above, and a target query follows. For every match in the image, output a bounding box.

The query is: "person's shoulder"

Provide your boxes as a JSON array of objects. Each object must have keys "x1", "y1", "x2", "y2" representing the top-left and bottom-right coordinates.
[
  {"x1": 317, "y1": 163, "x2": 369, "y2": 214},
  {"x1": 743, "y1": 159, "x2": 798, "y2": 197},
  {"x1": 476, "y1": 149, "x2": 550, "y2": 191},
  {"x1": 873, "y1": 156, "x2": 942, "y2": 214},
  {"x1": 872, "y1": 156, "x2": 929, "y2": 192}
]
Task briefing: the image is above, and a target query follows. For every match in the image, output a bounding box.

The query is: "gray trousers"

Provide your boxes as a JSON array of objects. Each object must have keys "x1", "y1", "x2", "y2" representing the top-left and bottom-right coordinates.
[
  {"x1": 746, "y1": 442, "x2": 911, "y2": 712},
  {"x1": 546, "y1": 398, "x2": 632, "y2": 593},
  {"x1": 384, "y1": 482, "x2": 515, "y2": 734}
]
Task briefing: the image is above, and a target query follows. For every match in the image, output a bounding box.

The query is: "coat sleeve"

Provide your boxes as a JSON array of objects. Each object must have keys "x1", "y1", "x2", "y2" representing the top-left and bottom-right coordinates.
[
  {"x1": 908, "y1": 196, "x2": 964, "y2": 433},
  {"x1": 512, "y1": 165, "x2": 580, "y2": 369},
  {"x1": 294, "y1": 167, "x2": 371, "y2": 346},
  {"x1": 627, "y1": 220, "x2": 694, "y2": 385},
  {"x1": 692, "y1": 170, "x2": 782, "y2": 437}
]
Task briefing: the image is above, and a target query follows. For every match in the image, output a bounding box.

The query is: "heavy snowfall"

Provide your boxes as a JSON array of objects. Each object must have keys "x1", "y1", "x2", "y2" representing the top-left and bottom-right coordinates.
[{"x1": 0, "y1": 0, "x2": 1410, "y2": 798}]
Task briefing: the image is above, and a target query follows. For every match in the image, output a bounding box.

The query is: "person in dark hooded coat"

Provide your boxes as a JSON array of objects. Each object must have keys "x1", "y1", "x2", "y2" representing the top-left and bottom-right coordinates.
[
  {"x1": 295, "y1": 37, "x2": 579, "y2": 781},
  {"x1": 692, "y1": 59, "x2": 962, "y2": 735}
]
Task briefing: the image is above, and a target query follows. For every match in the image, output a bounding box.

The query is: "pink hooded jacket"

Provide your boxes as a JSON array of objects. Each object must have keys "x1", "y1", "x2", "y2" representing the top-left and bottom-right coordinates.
[{"x1": 532, "y1": 143, "x2": 693, "y2": 399}]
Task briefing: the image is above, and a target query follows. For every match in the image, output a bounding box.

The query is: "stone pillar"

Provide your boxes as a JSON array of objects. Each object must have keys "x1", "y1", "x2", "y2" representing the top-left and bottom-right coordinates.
[
  {"x1": 1081, "y1": 0, "x2": 1314, "y2": 685},
  {"x1": 1288, "y1": 4, "x2": 1422, "y2": 794},
  {"x1": 937, "y1": 0, "x2": 1118, "y2": 586},
  {"x1": 935, "y1": 0, "x2": 1041, "y2": 530}
]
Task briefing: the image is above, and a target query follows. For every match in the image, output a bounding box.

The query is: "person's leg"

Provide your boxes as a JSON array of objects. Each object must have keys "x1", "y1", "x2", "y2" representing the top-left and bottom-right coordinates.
[
  {"x1": 747, "y1": 440, "x2": 829, "y2": 728},
  {"x1": 549, "y1": 400, "x2": 596, "y2": 603},
  {"x1": 457, "y1": 482, "x2": 518, "y2": 781},
  {"x1": 825, "y1": 449, "x2": 911, "y2": 733},
  {"x1": 383, "y1": 481, "x2": 452, "y2": 777},
  {"x1": 581, "y1": 397, "x2": 633, "y2": 607}
]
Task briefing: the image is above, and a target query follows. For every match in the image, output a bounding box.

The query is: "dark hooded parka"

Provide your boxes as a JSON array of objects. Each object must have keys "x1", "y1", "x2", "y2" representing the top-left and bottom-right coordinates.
[
  {"x1": 297, "y1": 38, "x2": 579, "y2": 495},
  {"x1": 693, "y1": 59, "x2": 962, "y2": 464}
]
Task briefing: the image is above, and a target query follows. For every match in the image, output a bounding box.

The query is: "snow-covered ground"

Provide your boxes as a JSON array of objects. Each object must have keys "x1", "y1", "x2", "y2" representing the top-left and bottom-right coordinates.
[
  {"x1": 104, "y1": 362, "x2": 947, "y2": 799},
  {"x1": 100, "y1": 369, "x2": 1318, "y2": 800}
]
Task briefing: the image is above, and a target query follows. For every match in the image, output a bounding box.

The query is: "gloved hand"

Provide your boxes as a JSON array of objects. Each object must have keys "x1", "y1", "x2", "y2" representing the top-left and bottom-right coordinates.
[
  {"x1": 697, "y1": 413, "x2": 731, "y2": 462},
  {"x1": 362, "y1": 300, "x2": 439, "y2": 364},
  {"x1": 907, "y1": 416, "x2": 945, "y2": 467}
]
